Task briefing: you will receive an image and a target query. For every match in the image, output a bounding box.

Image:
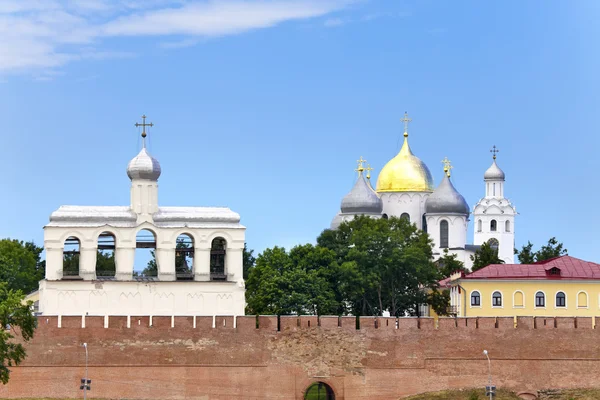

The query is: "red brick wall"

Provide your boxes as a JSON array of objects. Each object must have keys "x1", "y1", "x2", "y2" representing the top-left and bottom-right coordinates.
[{"x1": 2, "y1": 315, "x2": 600, "y2": 399}]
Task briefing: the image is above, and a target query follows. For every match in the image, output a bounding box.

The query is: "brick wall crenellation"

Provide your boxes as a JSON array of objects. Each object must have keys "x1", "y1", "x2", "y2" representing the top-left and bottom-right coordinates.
[{"x1": 40, "y1": 315, "x2": 594, "y2": 331}]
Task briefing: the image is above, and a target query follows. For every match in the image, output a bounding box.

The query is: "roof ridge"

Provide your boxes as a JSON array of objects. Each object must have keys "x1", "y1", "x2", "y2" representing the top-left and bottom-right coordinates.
[{"x1": 532, "y1": 255, "x2": 566, "y2": 265}]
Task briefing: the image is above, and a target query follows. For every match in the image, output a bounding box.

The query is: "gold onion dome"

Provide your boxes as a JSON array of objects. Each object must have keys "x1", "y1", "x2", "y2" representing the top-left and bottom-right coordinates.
[{"x1": 376, "y1": 113, "x2": 434, "y2": 193}]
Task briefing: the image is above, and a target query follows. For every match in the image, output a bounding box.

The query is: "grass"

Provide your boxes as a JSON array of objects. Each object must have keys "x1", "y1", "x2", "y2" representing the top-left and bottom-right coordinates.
[{"x1": 402, "y1": 388, "x2": 600, "y2": 399}]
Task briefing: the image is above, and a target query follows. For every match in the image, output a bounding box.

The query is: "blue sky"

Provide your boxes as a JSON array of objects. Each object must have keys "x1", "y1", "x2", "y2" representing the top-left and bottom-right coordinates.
[{"x1": 1, "y1": 0, "x2": 598, "y2": 263}]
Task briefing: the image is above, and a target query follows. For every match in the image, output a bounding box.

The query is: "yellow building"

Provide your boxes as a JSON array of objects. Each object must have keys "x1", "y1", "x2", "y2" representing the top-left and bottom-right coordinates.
[
  {"x1": 443, "y1": 255, "x2": 600, "y2": 317},
  {"x1": 23, "y1": 290, "x2": 40, "y2": 315}
]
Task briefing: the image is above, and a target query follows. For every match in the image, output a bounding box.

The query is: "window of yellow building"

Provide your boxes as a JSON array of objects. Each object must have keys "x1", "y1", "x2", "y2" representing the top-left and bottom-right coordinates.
[
  {"x1": 492, "y1": 291, "x2": 502, "y2": 308},
  {"x1": 556, "y1": 291, "x2": 566, "y2": 308},
  {"x1": 513, "y1": 291, "x2": 524, "y2": 308},
  {"x1": 577, "y1": 291, "x2": 588, "y2": 308},
  {"x1": 535, "y1": 291, "x2": 546, "y2": 308},
  {"x1": 470, "y1": 291, "x2": 481, "y2": 307}
]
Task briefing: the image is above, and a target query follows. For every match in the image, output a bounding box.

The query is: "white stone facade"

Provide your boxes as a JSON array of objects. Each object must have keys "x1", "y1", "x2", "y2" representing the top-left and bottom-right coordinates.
[
  {"x1": 426, "y1": 213, "x2": 473, "y2": 269},
  {"x1": 40, "y1": 131, "x2": 246, "y2": 317},
  {"x1": 39, "y1": 280, "x2": 244, "y2": 316},
  {"x1": 380, "y1": 192, "x2": 429, "y2": 230}
]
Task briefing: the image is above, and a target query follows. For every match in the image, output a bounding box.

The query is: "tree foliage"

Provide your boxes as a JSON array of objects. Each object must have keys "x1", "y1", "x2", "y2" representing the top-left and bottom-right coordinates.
[
  {"x1": 243, "y1": 243, "x2": 256, "y2": 280},
  {"x1": 0, "y1": 239, "x2": 44, "y2": 294},
  {"x1": 470, "y1": 241, "x2": 504, "y2": 272},
  {"x1": 247, "y1": 216, "x2": 442, "y2": 317},
  {"x1": 436, "y1": 248, "x2": 468, "y2": 279},
  {"x1": 95, "y1": 251, "x2": 116, "y2": 277},
  {"x1": 0, "y1": 283, "x2": 37, "y2": 384},
  {"x1": 245, "y1": 245, "x2": 340, "y2": 315},
  {"x1": 427, "y1": 289, "x2": 451, "y2": 317},
  {"x1": 64, "y1": 250, "x2": 116, "y2": 277},
  {"x1": 515, "y1": 237, "x2": 567, "y2": 264},
  {"x1": 515, "y1": 241, "x2": 535, "y2": 264}
]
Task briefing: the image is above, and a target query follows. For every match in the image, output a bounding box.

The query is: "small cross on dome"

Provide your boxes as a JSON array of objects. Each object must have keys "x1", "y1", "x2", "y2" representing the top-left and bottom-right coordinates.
[
  {"x1": 355, "y1": 156, "x2": 366, "y2": 176},
  {"x1": 365, "y1": 164, "x2": 374, "y2": 180},
  {"x1": 490, "y1": 145, "x2": 499, "y2": 160},
  {"x1": 441, "y1": 157, "x2": 453, "y2": 177},
  {"x1": 400, "y1": 111, "x2": 412, "y2": 137},
  {"x1": 135, "y1": 115, "x2": 154, "y2": 138}
]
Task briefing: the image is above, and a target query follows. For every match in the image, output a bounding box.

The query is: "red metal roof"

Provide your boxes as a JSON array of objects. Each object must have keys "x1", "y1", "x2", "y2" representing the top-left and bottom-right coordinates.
[
  {"x1": 438, "y1": 277, "x2": 451, "y2": 287},
  {"x1": 463, "y1": 256, "x2": 600, "y2": 280}
]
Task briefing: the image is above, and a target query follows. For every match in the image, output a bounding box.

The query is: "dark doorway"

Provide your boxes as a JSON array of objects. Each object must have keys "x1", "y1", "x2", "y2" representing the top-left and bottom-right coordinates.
[{"x1": 304, "y1": 382, "x2": 335, "y2": 400}]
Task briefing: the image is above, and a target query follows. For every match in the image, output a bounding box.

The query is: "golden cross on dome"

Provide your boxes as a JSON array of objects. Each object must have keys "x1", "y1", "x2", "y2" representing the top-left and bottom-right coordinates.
[
  {"x1": 365, "y1": 164, "x2": 374, "y2": 180},
  {"x1": 400, "y1": 111, "x2": 412, "y2": 137},
  {"x1": 490, "y1": 145, "x2": 499, "y2": 160},
  {"x1": 135, "y1": 115, "x2": 154, "y2": 139},
  {"x1": 441, "y1": 157, "x2": 453, "y2": 177},
  {"x1": 356, "y1": 156, "x2": 366, "y2": 176}
]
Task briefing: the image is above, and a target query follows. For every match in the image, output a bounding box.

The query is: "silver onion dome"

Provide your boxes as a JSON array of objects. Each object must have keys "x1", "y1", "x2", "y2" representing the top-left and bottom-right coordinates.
[
  {"x1": 127, "y1": 148, "x2": 161, "y2": 181},
  {"x1": 340, "y1": 173, "x2": 383, "y2": 214},
  {"x1": 484, "y1": 159, "x2": 505, "y2": 180},
  {"x1": 425, "y1": 174, "x2": 469, "y2": 215}
]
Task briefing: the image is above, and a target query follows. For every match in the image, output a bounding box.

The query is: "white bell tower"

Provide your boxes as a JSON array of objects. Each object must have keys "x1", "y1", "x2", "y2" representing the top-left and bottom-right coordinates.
[{"x1": 472, "y1": 146, "x2": 516, "y2": 263}]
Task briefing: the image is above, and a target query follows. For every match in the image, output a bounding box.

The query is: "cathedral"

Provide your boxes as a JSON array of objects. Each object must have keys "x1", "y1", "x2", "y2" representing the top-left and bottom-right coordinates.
[{"x1": 330, "y1": 113, "x2": 516, "y2": 269}]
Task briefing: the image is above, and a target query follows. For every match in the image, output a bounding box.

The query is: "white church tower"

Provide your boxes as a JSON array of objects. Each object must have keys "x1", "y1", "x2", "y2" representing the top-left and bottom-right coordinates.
[{"x1": 472, "y1": 146, "x2": 516, "y2": 263}]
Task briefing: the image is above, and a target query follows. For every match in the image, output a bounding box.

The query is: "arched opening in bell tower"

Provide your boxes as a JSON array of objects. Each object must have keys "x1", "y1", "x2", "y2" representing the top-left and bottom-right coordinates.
[
  {"x1": 175, "y1": 233, "x2": 194, "y2": 280},
  {"x1": 136, "y1": 229, "x2": 158, "y2": 278},
  {"x1": 210, "y1": 237, "x2": 227, "y2": 281},
  {"x1": 96, "y1": 232, "x2": 116, "y2": 278},
  {"x1": 63, "y1": 236, "x2": 81, "y2": 279}
]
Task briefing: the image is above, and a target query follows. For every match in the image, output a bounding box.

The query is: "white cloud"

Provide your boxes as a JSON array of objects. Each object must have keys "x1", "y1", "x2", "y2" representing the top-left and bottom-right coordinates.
[
  {"x1": 158, "y1": 38, "x2": 202, "y2": 49},
  {"x1": 0, "y1": 0, "x2": 352, "y2": 77},
  {"x1": 324, "y1": 17, "x2": 348, "y2": 27}
]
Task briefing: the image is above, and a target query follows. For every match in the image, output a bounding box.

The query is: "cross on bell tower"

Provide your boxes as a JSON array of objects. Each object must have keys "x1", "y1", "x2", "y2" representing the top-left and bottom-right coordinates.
[
  {"x1": 490, "y1": 145, "x2": 499, "y2": 160},
  {"x1": 135, "y1": 115, "x2": 154, "y2": 147}
]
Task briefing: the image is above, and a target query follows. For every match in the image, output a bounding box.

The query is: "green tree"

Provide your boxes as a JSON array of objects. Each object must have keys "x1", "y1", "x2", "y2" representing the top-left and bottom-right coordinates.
[
  {"x1": 470, "y1": 241, "x2": 504, "y2": 271},
  {"x1": 427, "y1": 289, "x2": 451, "y2": 317},
  {"x1": 0, "y1": 239, "x2": 45, "y2": 293},
  {"x1": 62, "y1": 253, "x2": 79, "y2": 277},
  {"x1": 245, "y1": 245, "x2": 341, "y2": 315},
  {"x1": 514, "y1": 237, "x2": 567, "y2": 264},
  {"x1": 243, "y1": 243, "x2": 256, "y2": 280},
  {"x1": 534, "y1": 237, "x2": 567, "y2": 262},
  {"x1": 95, "y1": 250, "x2": 116, "y2": 277},
  {"x1": 142, "y1": 251, "x2": 158, "y2": 277},
  {"x1": 318, "y1": 216, "x2": 439, "y2": 317},
  {"x1": 515, "y1": 241, "x2": 535, "y2": 264},
  {"x1": 436, "y1": 248, "x2": 468, "y2": 279},
  {"x1": 0, "y1": 283, "x2": 37, "y2": 383},
  {"x1": 24, "y1": 242, "x2": 45, "y2": 280}
]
